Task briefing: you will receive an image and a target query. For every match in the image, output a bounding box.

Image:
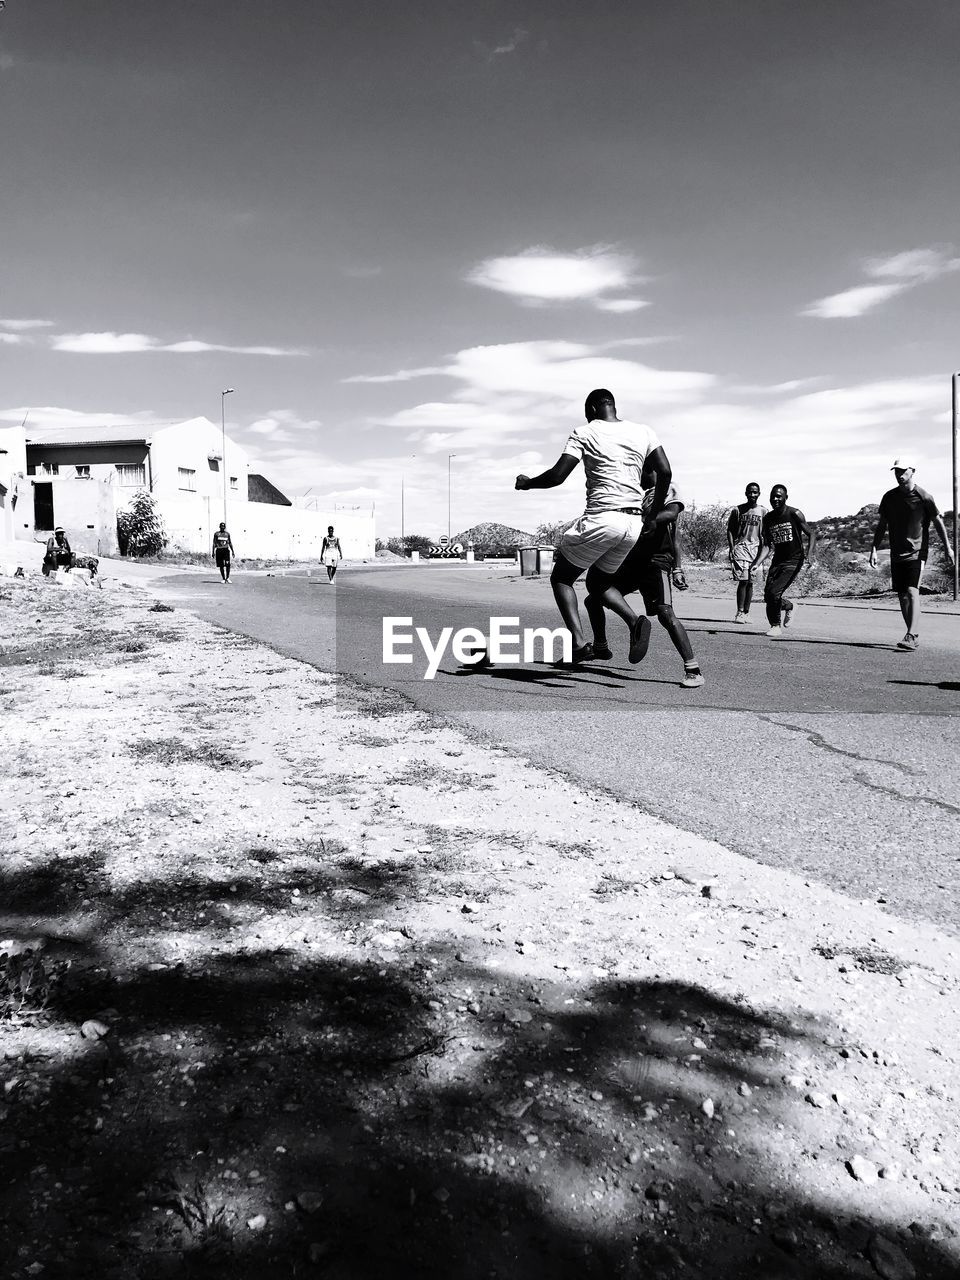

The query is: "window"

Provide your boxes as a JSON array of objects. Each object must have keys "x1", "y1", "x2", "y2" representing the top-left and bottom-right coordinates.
[
  {"x1": 116, "y1": 464, "x2": 146, "y2": 487},
  {"x1": 208, "y1": 457, "x2": 220, "y2": 472},
  {"x1": 38, "y1": 462, "x2": 59, "y2": 476},
  {"x1": 230, "y1": 475, "x2": 238, "y2": 491},
  {"x1": 75, "y1": 465, "x2": 91, "y2": 478},
  {"x1": 178, "y1": 467, "x2": 197, "y2": 492}
]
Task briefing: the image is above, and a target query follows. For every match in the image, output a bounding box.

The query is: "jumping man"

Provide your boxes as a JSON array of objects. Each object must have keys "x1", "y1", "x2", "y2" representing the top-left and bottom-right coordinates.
[{"x1": 515, "y1": 389, "x2": 672, "y2": 665}]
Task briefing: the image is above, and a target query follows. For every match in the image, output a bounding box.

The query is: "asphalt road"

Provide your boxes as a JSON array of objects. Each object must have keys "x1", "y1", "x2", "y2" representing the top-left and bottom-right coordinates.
[{"x1": 153, "y1": 563, "x2": 960, "y2": 936}]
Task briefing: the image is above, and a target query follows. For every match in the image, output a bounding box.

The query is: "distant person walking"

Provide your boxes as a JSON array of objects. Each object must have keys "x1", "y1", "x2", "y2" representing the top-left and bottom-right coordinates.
[
  {"x1": 868, "y1": 458, "x2": 954, "y2": 650},
  {"x1": 515, "y1": 388, "x2": 672, "y2": 665},
  {"x1": 752, "y1": 485, "x2": 816, "y2": 637},
  {"x1": 41, "y1": 526, "x2": 72, "y2": 577},
  {"x1": 727, "y1": 482, "x2": 767, "y2": 623},
  {"x1": 584, "y1": 470, "x2": 704, "y2": 687},
  {"x1": 321, "y1": 526, "x2": 342, "y2": 582},
  {"x1": 212, "y1": 522, "x2": 235, "y2": 583}
]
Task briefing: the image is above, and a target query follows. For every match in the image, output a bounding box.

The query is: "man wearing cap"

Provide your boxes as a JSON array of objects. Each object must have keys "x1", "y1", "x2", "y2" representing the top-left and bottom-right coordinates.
[
  {"x1": 42, "y1": 526, "x2": 72, "y2": 577},
  {"x1": 869, "y1": 459, "x2": 954, "y2": 650},
  {"x1": 515, "y1": 389, "x2": 672, "y2": 664},
  {"x1": 212, "y1": 522, "x2": 236, "y2": 583}
]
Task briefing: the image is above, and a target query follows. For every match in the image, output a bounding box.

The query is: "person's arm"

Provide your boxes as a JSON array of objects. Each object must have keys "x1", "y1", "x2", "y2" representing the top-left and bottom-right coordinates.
[
  {"x1": 932, "y1": 513, "x2": 955, "y2": 564},
  {"x1": 642, "y1": 446, "x2": 673, "y2": 523},
  {"x1": 794, "y1": 512, "x2": 816, "y2": 562},
  {"x1": 644, "y1": 501, "x2": 681, "y2": 529},
  {"x1": 726, "y1": 508, "x2": 738, "y2": 557},
  {"x1": 868, "y1": 513, "x2": 888, "y2": 568},
  {"x1": 515, "y1": 454, "x2": 580, "y2": 490},
  {"x1": 751, "y1": 524, "x2": 770, "y2": 571}
]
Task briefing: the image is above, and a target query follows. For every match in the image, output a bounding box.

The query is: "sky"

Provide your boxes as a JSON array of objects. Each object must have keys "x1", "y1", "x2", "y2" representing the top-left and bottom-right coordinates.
[{"x1": 2, "y1": 0, "x2": 960, "y2": 537}]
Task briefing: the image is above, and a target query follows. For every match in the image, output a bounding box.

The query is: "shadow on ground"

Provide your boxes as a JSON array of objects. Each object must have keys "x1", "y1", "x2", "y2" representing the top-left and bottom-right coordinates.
[{"x1": 2, "y1": 858, "x2": 958, "y2": 1280}]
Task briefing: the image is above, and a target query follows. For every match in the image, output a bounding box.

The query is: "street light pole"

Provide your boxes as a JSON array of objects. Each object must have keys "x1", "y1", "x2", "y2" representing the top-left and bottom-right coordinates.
[
  {"x1": 221, "y1": 388, "x2": 234, "y2": 527},
  {"x1": 447, "y1": 453, "x2": 458, "y2": 543},
  {"x1": 952, "y1": 373, "x2": 958, "y2": 601}
]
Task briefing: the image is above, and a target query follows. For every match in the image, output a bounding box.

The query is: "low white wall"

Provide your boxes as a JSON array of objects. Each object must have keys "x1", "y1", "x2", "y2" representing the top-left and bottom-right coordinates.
[{"x1": 157, "y1": 495, "x2": 375, "y2": 559}]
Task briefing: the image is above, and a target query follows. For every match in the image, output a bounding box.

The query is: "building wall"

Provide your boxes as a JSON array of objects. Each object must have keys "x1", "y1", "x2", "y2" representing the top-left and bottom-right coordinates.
[
  {"x1": 148, "y1": 418, "x2": 250, "y2": 506},
  {"x1": 0, "y1": 424, "x2": 28, "y2": 544},
  {"x1": 22, "y1": 477, "x2": 119, "y2": 555},
  {"x1": 158, "y1": 495, "x2": 375, "y2": 559}
]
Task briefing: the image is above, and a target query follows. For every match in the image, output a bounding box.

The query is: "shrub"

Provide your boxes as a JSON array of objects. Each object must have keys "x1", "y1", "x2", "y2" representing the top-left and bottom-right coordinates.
[
  {"x1": 680, "y1": 503, "x2": 730, "y2": 562},
  {"x1": 534, "y1": 518, "x2": 577, "y2": 546},
  {"x1": 117, "y1": 490, "x2": 167, "y2": 557}
]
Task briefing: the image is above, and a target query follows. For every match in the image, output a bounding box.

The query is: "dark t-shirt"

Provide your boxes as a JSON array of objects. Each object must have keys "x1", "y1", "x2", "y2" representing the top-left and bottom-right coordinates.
[
  {"x1": 213, "y1": 530, "x2": 232, "y2": 556},
  {"x1": 610, "y1": 501, "x2": 683, "y2": 588},
  {"x1": 878, "y1": 485, "x2": 939, "y2": 561},
  {"x1": 762, "y1": 506, "x2": 807, "y2": 564}
]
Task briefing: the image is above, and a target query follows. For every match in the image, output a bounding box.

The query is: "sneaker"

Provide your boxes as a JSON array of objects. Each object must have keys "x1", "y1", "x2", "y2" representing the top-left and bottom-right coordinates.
[
  {"x1": 782, "y1": 603, "x2": 795, "y2": 629},
  {"x1": 897, "y1": 633, "x2": 919, "y2": 650},
  {"x1": 592, "y1": 644, "x2": 614, "y2": 660},
  {"x1": 767, "y1": 625, "x2": 782, "y2": 638},
  {"x1": 628, "y1": 616, "x2": 652, "y2": 664},
  {"x1": 734, "y1": 611, "x2": 747, "y2": 624},
  {"x1": 681, "y1": 670, "x2": 705, "y2": 688},
  {"x1": 554, "y1": 643, "x2": 594, "y2": 669}
]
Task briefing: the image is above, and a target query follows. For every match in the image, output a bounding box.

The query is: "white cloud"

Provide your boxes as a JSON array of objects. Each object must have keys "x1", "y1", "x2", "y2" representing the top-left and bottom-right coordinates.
[
  {"x1": 51, "y1": 332, "x2": 304, "y2": 355},
  {"x1": 1, "y1": 318, "x2": 54, "y2": 331},
  {"x1": 803, "y1": 245, "x2": 960, "y2": 319},
  {"x1": 491, "y1": 27, "x2": 528, "y2": 55},
  {"x1": 0, "y1": 405, "x2": 162, "y2": 430},
  {"x1": 802, "y1": 283, "x2": 907, "y2": 319},
  {"x1": 466, "y1": 246, "x2": 644, "y2": 308},
  {"x1": 594, "y1": 298, "x2": 649, "y2": 314},
  {"x1": 0, "y1": 333, "x2": 25, "y2": 345}
]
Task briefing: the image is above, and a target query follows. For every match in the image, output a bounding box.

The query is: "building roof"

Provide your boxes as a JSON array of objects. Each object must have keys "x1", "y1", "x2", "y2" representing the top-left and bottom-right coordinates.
[
  {"x1": 26, "y1": 425, "x2": 151, "y2": 447},
  {"x1": 248, "y1": 473, "x2": 292, "y2": 506}
]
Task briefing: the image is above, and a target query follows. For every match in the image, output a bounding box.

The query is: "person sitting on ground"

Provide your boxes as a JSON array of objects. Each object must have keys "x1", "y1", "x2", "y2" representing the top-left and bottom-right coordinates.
[
  {"x1": 41, "y1": 526, "x2": 72, "y2": 577},
  {"x1": 868, "y1": 457, "x2": 955, "y2": 650},
  {"x1": 727, "y1": 482, "x2": 767, "y2": 623},
  {"x1": 583, "y1": 469, "x2": 704, "y2": 688},
  {"x1": 751, "y1": 485, "x2": 816, "y2": 637},
  {"x1": 212, "y1": 522, "x2": 235, "y2": 583},
  {"x1": 515, "y1": 388, "x2": 672, "y2": 666}
]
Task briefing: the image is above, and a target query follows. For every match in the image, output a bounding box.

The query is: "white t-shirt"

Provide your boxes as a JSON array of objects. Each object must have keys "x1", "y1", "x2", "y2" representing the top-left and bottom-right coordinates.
[{"x1": 562, "y1": 419, "x2": 662, "y2": 514}]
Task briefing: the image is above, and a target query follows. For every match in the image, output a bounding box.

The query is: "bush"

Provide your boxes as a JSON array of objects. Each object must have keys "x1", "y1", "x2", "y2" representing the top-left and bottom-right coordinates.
[
  {"x1": 117, "y1": 490, "x2": 167, "y2": 557},
  {"x1": 534, "y1": 518, "x2": 577, "y2": 546},
  {"x1": 680, "y1": 503, "x2": 730, "y2": 562}
]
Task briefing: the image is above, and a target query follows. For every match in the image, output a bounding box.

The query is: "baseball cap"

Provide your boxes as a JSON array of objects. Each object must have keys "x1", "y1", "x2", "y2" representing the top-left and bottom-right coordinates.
[
  {"x1": 54, "y1": 525, "x2": 64, "y2": 532},
  {"x1": 890, "y1": 458, "x2": 916, "y2": 471}
]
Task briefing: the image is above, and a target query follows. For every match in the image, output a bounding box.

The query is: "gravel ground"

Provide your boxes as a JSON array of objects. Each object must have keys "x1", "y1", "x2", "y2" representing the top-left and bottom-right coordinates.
[{"x1": 1, "y1": 568, "x2": 959, "y2": 1280}]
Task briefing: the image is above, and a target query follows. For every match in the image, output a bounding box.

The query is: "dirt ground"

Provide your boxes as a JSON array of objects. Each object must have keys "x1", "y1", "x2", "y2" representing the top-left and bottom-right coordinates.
[{"x1": 1, "y1": 568, "x2": 959, "y2": 1280}]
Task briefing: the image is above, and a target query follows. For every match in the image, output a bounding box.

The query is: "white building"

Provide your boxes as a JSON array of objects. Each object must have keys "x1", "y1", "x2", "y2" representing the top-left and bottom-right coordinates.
[{"x1": 17, "y1": 417, "x2": 375, "y2": 560}]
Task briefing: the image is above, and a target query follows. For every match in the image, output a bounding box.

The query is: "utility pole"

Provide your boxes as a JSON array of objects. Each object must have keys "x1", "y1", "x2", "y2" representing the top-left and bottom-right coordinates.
[
  {"x1": 952, "y1": 373, "x2": 958, "y2": 601},
  {"x1": 221, "y1": 388, "x2": 234, "y2": 526}
]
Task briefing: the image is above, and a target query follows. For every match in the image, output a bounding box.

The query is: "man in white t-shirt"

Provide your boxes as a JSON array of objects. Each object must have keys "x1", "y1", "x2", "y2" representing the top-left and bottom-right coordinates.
[{"x1": 516, "y1": 388, "x2": 673, "y2": 664}]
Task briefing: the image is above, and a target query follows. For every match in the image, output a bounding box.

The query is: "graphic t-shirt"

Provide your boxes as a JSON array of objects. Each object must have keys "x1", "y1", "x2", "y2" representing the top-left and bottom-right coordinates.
[
  {"x1": 213, "y1": 530, "x2": 231, "y2": 554},
  {"x1": 878, "y1": 485, "x2": 939, "y2": 561},
  {"x1": 762, "y1": 506, "x2": 807, "y2": 563},
  {"x1": 562, "y1": 419, "x2": 661, "y2": 514},
  {"x1": 729, "y1": 502, "x2": 767, "y2": 549}
]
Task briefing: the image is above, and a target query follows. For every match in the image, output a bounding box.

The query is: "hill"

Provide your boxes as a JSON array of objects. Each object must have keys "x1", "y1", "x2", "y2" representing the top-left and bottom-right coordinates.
[
  {"x1": 455, "y1": 522, "x2": 536, "y2": 549},
  {"x1": 816, "y1": 503, "x2": 957, "y2": 551}
]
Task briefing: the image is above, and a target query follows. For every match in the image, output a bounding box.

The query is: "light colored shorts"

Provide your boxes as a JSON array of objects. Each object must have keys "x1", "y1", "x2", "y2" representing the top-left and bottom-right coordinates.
[
  {"x1": 731, "y1": 546, "x2": 758, "y2": 582},
  {"x1": 558, "y1": 510, "x2": 646, "y2": 574},
  {"x1": 322, "y1": 551, "x2": 340, "y2": 566}
]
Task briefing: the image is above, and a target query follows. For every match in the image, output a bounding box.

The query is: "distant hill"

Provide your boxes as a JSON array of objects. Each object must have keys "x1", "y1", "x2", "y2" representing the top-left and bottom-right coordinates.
[
  {"x1": 815, "y1": 503, "x2": 957, "y2": 552},
  {"x1": 455, "y1": 522, "x2": 536, "y2": 548},
  {"x1": 814, "y1": 504, "x2": 880, "y2": 551}
]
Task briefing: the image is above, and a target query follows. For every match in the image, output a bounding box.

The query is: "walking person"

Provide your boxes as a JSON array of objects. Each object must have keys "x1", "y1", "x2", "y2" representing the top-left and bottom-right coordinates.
[
  {"x1": 868, "y1": 458, "x2": 955, "y2": 650},
  {"x1": 752, "y1": 485, "x2": 816, "y2": 637},
  {"x1": 515, "y1": 388, "x2": 672, "y2": 665},
  {"x1": 212, "y1": 522, "x2": 235, "y2": 583},
  {"x1": 584, "y1": 470, "x2": 704, "y2": 687},
  {"x1": 727, "y1": 482, "x2": 767, "y2": 623},
  {"x1": 321, "y1": 526, "x2": 342, "y2": 582}
]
